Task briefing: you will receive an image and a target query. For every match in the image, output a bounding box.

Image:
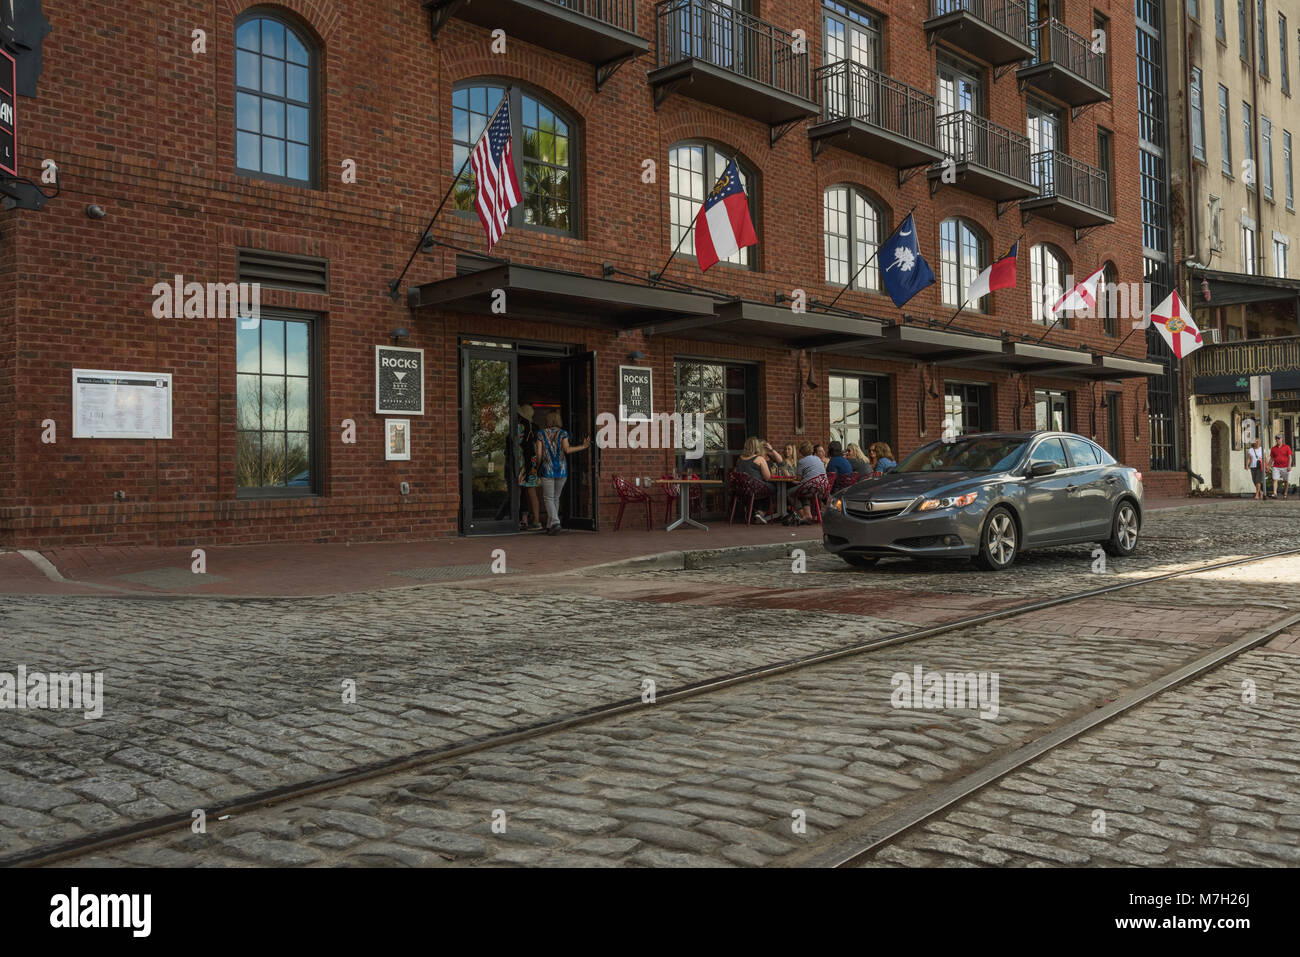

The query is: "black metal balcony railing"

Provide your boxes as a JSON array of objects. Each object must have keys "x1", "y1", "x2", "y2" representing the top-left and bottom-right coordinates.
[
  {"x1": 1030, "y1": 150, "x2": 1111, "y2": 214},
  {"x1": 929, "y1": 0, "x2": 1031, "y2": 45},
  {"x1": 1027, "y1": 18, "x2": 1108, "y2": 91},
  {"x1": 815, "y1": 59, "x2": 936, "y2": 148},
  {"x1": 936, "y1": 110, "x2": 1031, "y2": 183},
  {"x1": 655, "y1": 0, "x2": 810, "y2": 100},
  {"x1": 550, "y1": 0, "x2": 639, "y2": 33}
]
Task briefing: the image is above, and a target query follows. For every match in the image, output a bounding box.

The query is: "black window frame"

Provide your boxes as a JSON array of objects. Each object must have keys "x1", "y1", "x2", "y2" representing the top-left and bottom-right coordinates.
[
  {"x1": 1099, "y1": 261, "x2": 1119, "y2": 337},
  {"x1": 944, "y1": 381, "x2": 993, "y2": 435},
  {"x1": 235, "y1": 309, "x2": 323, "y2": 499},
  {"x1": 828, "y1": 371, "x2": 892, "y2": 452},
  {"x1": 821, "y1": 0, "x2": 883, "y2": 69},
  {"x1": 1034, "y1": 388, "x2": 1072, "y2": 432},
  {"x1": 823, "y1": 184, "x2": 887, "y2": 292},
  {"x1": 451, "y1": 81, "x2": 581, "y2": 239},
  {"x1": 233, "y1": 11, "x2": 318, "y2": 189}
]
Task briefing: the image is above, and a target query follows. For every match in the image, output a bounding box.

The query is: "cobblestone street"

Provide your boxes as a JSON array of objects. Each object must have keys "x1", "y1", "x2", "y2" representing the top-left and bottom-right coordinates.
[{"x1": 3, "y1": 501, "x2": 1300, "y2": 867}]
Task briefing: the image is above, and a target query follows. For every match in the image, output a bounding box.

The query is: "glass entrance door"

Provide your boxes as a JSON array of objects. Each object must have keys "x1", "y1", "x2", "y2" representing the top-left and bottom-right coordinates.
[
  {"x1": 460, "y1": 345, "x2": 518, "y2": 535},
  {"x1": 561, "y1": 351, "x2": 598, "y2": 530}
]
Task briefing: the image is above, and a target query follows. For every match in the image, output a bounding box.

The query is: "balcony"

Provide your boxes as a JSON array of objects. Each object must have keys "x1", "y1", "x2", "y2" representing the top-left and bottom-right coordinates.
[
  {"x1": 649, "y1": 0, "x2": 818, "y2": 142},
  {"x1": 1017, "y1": 18, "x2": 1109, "y2": 107},
  {"x1": 808, "y1": 60, "x2": 943, "y2": 169},
  {"x1": 1020, "y1": 150, "x2": 1113, "y2": 230},
  {"x1": 923, "y1": 0, "x2": 1033, "y2": 68},
  {"x1": 424, "y1": 0, "x2": 649, "y2": 90},
  {"x1": 927, "y1": 111, "x2": 1035, "y2": 203}
]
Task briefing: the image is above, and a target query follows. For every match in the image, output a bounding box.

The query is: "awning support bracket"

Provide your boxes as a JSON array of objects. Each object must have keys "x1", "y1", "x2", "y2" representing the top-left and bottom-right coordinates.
[
  {"x1": 770, "y1": 118, "x2": 802, "y2": 148},
  {"x1": 995, "y1": 62, "x2": 1020, "y2": 83},
  {"x1": 1074, "y1": 224, "x2": 1100, "y2": 244},
  {"x1": 653, "y1": 79, "x2": 687, "y2": 111},
  {"x1": 424, "y1": 0, "x2": 465, "y2": 41},
  {"x1": 595, "y1": 53, "x2": 636, "y2": 92},
  {"x1": 996, "y1": 198, "x2": 1018, "y2": 219},
  {"x1": 1071, "y1": 102, "x2": 1098, "y2": 123},
  {"x1": 898, "y1": 163, "x2": 928, "y2": 187}
]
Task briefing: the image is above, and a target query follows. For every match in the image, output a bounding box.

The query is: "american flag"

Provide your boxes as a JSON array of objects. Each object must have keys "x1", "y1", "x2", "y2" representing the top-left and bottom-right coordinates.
[{"x1": 470, "y1": 98, "x2": 521, "y2": 250}]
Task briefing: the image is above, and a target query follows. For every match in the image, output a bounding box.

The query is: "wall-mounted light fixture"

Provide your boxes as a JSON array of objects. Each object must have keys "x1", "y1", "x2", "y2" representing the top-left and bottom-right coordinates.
[
  {"x1": 628, "y1": 350, "x2": 646, "y2": 361},
  {"x1": 391, "y1": 327, "x2": 410, "y2": 343},
  {"x1": 86, "y1": 205, "x2": 106, "y2": 219}
]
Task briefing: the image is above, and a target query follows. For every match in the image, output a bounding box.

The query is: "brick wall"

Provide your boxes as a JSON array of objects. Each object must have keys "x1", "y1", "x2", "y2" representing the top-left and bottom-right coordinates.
[{"x1": 0, "y1": 0, "x2": 1156, "y2": 547}]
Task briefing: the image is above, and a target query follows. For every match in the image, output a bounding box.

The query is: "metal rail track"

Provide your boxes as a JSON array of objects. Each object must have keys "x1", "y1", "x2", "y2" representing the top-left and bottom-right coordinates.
[{"x1": 7, "y1": 546, "x2": 1300, "y2": 869}]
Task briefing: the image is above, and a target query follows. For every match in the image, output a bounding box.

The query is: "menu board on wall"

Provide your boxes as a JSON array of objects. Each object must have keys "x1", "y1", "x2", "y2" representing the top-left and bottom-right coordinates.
[
  {"x1": 375, "y1": 345, "x2": 424, "y2": 415},
  {"x1": 72, "y1": 370, "x2": 173, "y2": 439},
  {"x1": 619, "y1": 365, "x2": 652, "y2": 421}
]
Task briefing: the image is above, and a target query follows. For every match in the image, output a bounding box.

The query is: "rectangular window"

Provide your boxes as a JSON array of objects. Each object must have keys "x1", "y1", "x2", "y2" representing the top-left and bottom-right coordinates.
[
  {"x1": 1282, "y1": 14, "x2": 1290, "y2": 93},
  {"x1": 673, "y1": 360, "x2": 757, "y2": 497},
  {"x1": 236, "y1": 314, "x2": 317, "y2": 495},
  {"x1": 1240, "y1": 0, "x2": 1250, "y2": 60},
  {"x1": 1190, "y1": 69, "x2": 1206, "y2": 161},
  {"x1": 1274, "y1": 236, "x2": 1290, "y2": 276},
  {"x1": 1262, "y1": 116, "x2": 1274, "y2": 199},
  {"x1": 1244, "y1": 102, "x2": 1254, "y2": 188},
  {"x1": 1259, "y1": 0, "x2": 1269, "y2": 75},
  {"x1": 1219, "y1": 85, "x2": 1232, "y2": 174},
  {"x1": 1034, "y1": 390, "x2": 1071, "y2": 432},
  {"x1": 828, "y1": 373, "x2": 892, "y2": 452},
  {"x1": 1097, "y1": 127, "x2": 1113, "y2": 209},
  {"x1": 1242, "y1": 223, "x2": 1257, "y2": 273},
  {"x1": 1190, "y1": 0, "x2": 1199, "y2": 19},
  {"x1": 1285, "y1": 129, "x2": 1294, "y2": 209},
  {"x1": 1215, "y1": 0, "x2": 1226, "y2": 41},
  {"x1": 944, "y1": 383, "x2": 992, "y2": 436},
  {"x1": 1209, "y1": 194, "x2": 1224, "y2": 250}
]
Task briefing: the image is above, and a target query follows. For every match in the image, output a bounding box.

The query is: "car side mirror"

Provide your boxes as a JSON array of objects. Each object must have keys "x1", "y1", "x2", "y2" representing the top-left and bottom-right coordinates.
[{"x1": 1028, "y1": 462, "x2": 1059, "y2": 477}]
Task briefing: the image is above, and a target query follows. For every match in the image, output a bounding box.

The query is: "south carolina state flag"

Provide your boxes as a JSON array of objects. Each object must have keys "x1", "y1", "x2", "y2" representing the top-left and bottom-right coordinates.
[
  {"x1": 1150, "y1": 290, "x2": 1204, "y2": 358},
  {"x1": 965, "y1": 242, "x2": 1018, "y2": 304},
  {"x1": 695, "y1": 159, "x2": 757, "y2": 272}
]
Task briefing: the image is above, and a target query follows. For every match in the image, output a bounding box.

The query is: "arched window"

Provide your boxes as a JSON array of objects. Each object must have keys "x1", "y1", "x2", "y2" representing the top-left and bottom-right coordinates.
[
  {"x1": 236, "y1": 14, "x2": 316, "y2": 186},
  {"x1": 452, "y1": 83, "x2": 578, "y2": 236},
  {"x1": 1097, "y1": 261, "x2": 1119, "y2": 336},
  {"x1": 668, "y1": 141, "x2": 756, "y2": 268},
  {"x1": 1030, "y1": 243, "x2": 1069, "y2": 326},
  {"x1": 824, "y1": 185, "x2": 884, "y2": 291},
  {"x1": 939, "y1": 218, "x2": 986, "y2": 308}
]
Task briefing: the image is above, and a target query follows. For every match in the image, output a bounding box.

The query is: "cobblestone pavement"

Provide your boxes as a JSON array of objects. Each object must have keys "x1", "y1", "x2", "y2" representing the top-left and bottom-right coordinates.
[
  {"x1": 2, "y1": 501, "x2": 1298, "y2": 865},
  {"x1": 861, "y1": 648, "x2": 1300, "y2": 868}
]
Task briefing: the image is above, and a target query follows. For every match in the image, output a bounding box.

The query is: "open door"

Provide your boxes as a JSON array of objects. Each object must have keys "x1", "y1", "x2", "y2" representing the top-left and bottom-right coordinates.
[
  {"x1": 459, "y1": 344, "x2": 519, "y2": 535},
  {"x1": 562, "y1": 350, "x2": 598, "y2": 530}
]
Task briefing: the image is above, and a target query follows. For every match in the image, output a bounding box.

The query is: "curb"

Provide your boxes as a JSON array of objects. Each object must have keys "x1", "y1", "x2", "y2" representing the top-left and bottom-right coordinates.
[{"x1": 587, "y1": 538, "x2": 822, "y2": 574}]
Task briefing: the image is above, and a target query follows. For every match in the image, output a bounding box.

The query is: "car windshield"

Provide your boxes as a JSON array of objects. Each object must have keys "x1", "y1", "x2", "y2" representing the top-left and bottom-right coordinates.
[{"x1": 895, "y1": 437, "x2": 1028, "y2": 473}]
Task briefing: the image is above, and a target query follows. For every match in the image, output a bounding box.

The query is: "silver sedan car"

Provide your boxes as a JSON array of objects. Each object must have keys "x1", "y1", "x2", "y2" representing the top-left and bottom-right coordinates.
[{"x1": 822, "y1": 431, "x2": 1143, "y2": 571}]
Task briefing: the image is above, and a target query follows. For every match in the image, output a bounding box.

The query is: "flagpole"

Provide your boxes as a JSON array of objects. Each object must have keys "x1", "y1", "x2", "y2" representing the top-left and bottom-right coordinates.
[
  {"x1": 651, "y1": 153, "x2": 741, "y2": 285},
  {"x1": 387, "y1": 96, "x2": 508, "y2": 301},
  {"x1": 942, "y1": 231, "x2": 1023, "y2": 328},
  {"x1": 826, "y1": 204, "x2": 917, "y2": 312}
]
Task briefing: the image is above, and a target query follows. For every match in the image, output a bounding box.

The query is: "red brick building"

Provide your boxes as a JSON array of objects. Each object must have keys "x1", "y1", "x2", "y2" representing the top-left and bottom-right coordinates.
[{"x1": 0, "y1": 0, "x2": 1165, "y2": 547}]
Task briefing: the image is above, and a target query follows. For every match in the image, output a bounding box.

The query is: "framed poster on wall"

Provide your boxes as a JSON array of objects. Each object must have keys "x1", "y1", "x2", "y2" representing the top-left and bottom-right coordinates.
[
  {"x1": 375, "y1": 345, "x2": 424, "y2": 415},
  {"x1": 72, "y1": 370, "x2": 173, "y2": 439},
  {"x1": 618, "y1": 365, "x2": 652, "y2": 421},
  {"x1": 385, "y1": 418, "x2": 411, "y2": 461}
]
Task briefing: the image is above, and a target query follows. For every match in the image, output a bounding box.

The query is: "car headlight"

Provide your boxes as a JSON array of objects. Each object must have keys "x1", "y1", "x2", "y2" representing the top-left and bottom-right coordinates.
[
  {"x1": 916, "y1": 492, "x2": 978, "y2": 511},
  {"x1": 828, "y1": 495, "x2": 844, "y2": 512}
]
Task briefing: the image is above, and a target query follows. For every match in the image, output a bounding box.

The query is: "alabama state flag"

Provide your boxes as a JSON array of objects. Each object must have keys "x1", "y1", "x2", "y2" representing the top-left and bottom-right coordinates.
[
  {"x1": 695, "y1": 158, "x2": 757, "y2": 272},
  {"x1": 1150, "y1": 290, "x2": 1203, "y2": 359}
]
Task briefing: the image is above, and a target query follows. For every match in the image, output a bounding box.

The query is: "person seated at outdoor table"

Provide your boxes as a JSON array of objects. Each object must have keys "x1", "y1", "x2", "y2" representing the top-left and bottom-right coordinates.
[
  {"x1": 871, "y1": 441, "x2": 898, "y2": 473},
  {"x1": 770, "y1": 443, "x2": 799, "y2": 477},
  {"x1": 736, "y1": 436, "x2": 776, "y2": 524},
  {"x1": 761, "y1": 439, "x2": 785, "y2": 471},
  {"x1": 825, "y1": 440, "x2": 853, "y2": 480},
  {"x1": 815, "y1": 443, "x2": 829, "y2": 467},
  {"x1": 789, "y1": 441, "x2": 826, "y2": 525},
  {"x1": 845, "y1": 443, "x2": 872, "y2": 476}
]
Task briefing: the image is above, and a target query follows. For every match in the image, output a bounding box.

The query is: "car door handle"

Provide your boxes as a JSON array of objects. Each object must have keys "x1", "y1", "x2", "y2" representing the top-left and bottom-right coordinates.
[{"x1": 1104, "y1": 476, "x2": 1118, "y2": 484}]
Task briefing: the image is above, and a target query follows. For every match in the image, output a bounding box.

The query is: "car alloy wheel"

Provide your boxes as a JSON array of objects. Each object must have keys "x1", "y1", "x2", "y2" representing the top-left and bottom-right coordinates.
[
  {"x1": 977, "y1": 507, "x2": 1017, "y2": 570},
  {"x1": 1104, "y1": 501, "x2": 1140, "y2": 556}
]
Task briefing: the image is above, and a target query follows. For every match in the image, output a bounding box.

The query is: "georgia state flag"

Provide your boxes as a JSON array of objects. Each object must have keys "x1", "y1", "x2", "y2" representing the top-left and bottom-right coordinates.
[{"x1": 695, "y1": 158, "x2": 757, "y2": 272}]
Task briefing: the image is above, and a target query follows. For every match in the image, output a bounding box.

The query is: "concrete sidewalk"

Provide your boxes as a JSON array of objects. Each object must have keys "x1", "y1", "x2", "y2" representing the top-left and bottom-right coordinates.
[{"x1": 0, "y1": 494, "x2": 1220, "y2": 598}]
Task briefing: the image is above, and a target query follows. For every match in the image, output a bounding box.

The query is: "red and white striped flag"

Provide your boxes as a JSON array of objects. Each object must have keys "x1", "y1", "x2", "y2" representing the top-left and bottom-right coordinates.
[
  {"x1": 470, "y1": 98, "x2": 522, "y2": 250},
  {"x1": 1050, "y1": 265, "x2": 1106, "y2": 317}
]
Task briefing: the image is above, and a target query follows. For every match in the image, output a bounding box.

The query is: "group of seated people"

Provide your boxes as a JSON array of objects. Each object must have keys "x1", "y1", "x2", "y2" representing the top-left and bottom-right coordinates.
[{"x1": 734, "y1": 437, "x2": 898, "y2": 526}]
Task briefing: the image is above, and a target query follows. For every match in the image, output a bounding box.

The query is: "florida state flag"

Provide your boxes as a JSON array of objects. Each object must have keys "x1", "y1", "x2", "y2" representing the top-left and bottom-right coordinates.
[{"x1": 1150, "y1": 290, "x2": 1203, "y2": 358}]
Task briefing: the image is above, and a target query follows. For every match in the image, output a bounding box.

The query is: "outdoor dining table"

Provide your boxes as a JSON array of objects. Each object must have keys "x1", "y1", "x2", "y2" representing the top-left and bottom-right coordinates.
[
  {"x1": 654, "y1": 478, "x2": 723, "y2": 531},
  {"x1": 769, "y1": 474, "x2": 801, "y2": 518}
]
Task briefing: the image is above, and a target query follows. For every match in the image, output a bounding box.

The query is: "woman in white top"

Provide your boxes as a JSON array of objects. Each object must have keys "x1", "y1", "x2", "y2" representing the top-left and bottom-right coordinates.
[{"x1": 1247, "y1": 439, "x2": 1266, "y2": 500}]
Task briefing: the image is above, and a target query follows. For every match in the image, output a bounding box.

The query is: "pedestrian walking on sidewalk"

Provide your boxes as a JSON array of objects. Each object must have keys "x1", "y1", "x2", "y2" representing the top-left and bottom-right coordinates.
[
  {"x1": 1247, "y1": 439, "x2": 1266, "y2": 500},
  {"x1": 535, "y1": 410, "x2": 589, "y2": 535},
  {"x1": 1271, "y1": 435, "x2": 1294, "y2": 499}
]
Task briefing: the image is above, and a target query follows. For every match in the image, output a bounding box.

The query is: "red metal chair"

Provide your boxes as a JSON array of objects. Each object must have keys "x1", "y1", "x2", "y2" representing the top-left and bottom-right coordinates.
[
  {"x1": 833, "y1": 471, "x2": 863, "y2": 492},
  {"x1": 791, "y1": 473, "x2": 832, "y2": 523},
  {"x1": 728, "y1": 471, "x2": 773, "y2": 525},
  {"x1": 612, "y1": 476, "x2": 652, "y2": 532}
]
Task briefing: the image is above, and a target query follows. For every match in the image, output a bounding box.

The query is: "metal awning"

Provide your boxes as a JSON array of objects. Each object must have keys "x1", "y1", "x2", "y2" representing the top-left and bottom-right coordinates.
[
  {"x1": 1052, "y1": 353, "x2": 1167, "y2": 379},
  {"x1": 830, "y1": 323, "x2": 1007, "y2": 362},
  {"x1": 645, "y1": 299, "x2": 884, "y2": 349},
  {"x1": 407, "y1": 263, "x2": 717, "y2": 328},
  {"x1": 1197, "y1": 269, "x2": 1300, "y2": 307}
]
